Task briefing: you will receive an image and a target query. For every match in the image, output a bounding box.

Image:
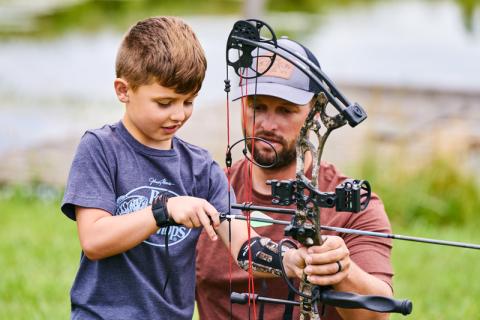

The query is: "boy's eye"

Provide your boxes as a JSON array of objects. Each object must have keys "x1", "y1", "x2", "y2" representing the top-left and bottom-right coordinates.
[
  {"x1": 185, "y1": 100, "x2": 194, "y2": 106},
  {"x1": 156, "y1": 101, "x2": 171, "y2": 107}
]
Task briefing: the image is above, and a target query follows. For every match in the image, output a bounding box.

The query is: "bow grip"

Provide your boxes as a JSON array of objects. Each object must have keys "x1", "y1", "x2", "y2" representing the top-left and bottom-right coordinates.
[{"x1": 320, "y1": 289, "x2": 412, "y2": 315}]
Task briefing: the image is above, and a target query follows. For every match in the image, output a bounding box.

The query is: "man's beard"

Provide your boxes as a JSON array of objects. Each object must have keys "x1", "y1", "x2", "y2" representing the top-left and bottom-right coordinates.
[{"x1": 245, "y1": 132, "x2": 296, "y2": 169}]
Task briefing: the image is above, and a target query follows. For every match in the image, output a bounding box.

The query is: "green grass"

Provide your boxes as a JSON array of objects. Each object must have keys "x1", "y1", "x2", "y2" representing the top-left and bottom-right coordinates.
[
  {"x1": 1, "y1": 187, "x2": 479, "y2": 319},
  {"x1": 0, "y1": 188, "x2": 79, "y2": 320},
  {"x1": 390, "y1": 223, "x2": 480, "y2": 319}
]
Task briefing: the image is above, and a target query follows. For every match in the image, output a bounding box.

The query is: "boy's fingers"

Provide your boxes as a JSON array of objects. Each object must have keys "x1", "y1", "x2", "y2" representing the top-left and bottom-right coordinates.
[
  {"x1": 188, "y1": 212, "x2": 201, "y2": 228},
  {"x1": 197, "y1": 210, "x2": 218, "y2": 241},
  {"x1": 183, "y1": 217, "x2": 194, "y2": 229},
  {"x1": 209, "y1": 211, "x2": 220, "y2": 227},
  {"x1": 203, "y1": 201, "x2": 220, "y2": 227}
]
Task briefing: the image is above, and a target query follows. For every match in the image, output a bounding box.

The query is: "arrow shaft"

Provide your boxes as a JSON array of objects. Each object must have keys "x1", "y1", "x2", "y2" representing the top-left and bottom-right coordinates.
[
  {"x1": 223, "y1": 214, "x2": 480, "y2": 250},
  {"x1": 231, "y1": 203, "x2": 294, "y2": 215}
]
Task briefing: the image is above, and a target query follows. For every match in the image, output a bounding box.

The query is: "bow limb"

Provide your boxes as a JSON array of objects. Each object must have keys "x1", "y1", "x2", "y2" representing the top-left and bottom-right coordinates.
[{"x1": 294, "y1": 92, "x2": 349, "y2": 319}]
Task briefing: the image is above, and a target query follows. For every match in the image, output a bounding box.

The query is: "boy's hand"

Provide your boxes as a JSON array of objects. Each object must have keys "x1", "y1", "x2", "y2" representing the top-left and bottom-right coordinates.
[{"x1": 167, "y1": 196, "x2": 220, "y2": 241}]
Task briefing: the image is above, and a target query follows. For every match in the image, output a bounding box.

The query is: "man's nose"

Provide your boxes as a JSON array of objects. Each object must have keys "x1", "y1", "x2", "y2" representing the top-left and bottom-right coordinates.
[{"x1": 257, "y1": 113, "x2": 278, "y2": 132}]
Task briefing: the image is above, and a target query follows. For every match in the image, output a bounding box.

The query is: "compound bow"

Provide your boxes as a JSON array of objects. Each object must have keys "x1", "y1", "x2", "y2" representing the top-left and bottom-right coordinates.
[{"x1": 220, "y1": 19, "x2": 479, "y2": 320}]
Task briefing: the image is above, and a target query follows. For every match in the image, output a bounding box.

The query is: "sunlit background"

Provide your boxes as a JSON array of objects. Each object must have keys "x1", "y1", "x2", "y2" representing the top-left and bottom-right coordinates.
[{"x1": 0, "y1": 1, "x2": 479, "y2": 319}]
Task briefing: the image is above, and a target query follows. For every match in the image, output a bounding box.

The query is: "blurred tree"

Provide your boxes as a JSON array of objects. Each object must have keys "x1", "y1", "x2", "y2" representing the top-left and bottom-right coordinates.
[
  {"x1": 1, "y1": 0, "x2": 477, "y2": 38},
  {"x1": 243, "y1": 0, "x2": 266, "y2": 18},
  {"x1": 456, "y1": 0, "x2": 479, "y2": 33}
]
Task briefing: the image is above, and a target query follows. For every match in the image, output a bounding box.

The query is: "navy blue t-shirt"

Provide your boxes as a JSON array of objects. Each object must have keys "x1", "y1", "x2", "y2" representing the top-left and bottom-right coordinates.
[{"x1": 62, "y1": 121, "x2": 233, "y2": 319}]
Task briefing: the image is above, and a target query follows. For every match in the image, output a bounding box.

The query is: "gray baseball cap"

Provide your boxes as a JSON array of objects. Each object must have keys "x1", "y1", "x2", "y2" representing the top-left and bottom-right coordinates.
[{"x1": 232, "y1": 38, "x2": 321, "y2": 105}]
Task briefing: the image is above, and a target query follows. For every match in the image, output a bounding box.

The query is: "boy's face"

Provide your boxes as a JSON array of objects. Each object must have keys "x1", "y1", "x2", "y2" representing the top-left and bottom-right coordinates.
[
  {"x1": 242, "y1": 95, "x2": 312, "y2": 168},
  {"x1": 117, "y1": 80, "x2": 196, "y2": 150}
]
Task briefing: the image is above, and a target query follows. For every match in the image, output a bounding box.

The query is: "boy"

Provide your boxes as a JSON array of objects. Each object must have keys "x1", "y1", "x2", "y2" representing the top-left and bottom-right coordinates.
[{"x1": 62, "y1": 17, "x2": 315, "y2": 319}]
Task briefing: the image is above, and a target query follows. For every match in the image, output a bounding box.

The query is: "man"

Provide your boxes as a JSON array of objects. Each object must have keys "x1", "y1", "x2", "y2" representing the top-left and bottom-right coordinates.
[{"x1": 196, "y1": 38, "x2": 394, "y2": 320}]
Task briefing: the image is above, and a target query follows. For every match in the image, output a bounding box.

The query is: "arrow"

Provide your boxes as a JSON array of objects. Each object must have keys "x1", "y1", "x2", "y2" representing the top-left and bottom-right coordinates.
[{"x1": 221, "y1": 213, "x2": 480, "y2": 250}]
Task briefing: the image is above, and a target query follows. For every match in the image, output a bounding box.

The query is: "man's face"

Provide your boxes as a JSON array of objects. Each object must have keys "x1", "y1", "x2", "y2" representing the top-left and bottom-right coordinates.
[
  {"x1": 122, "y1": 82, "x2": 196, "y2": 149},
  {"x1": 242, "y1": 95, "x2": 312, "y2": 169}
]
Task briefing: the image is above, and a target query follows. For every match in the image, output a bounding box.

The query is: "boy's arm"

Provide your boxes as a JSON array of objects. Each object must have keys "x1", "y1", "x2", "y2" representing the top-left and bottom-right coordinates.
[
  {"x1": 76, "y1": 206, "x2": 158, "y2": 260},
  {"x1": 76, "y1": 196, "x2": 220, "y2": 260}
]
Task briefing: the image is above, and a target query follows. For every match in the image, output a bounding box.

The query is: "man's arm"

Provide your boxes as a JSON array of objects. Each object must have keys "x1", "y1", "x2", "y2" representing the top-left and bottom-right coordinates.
[
  {"x1": 214, "y1": 222, "x2": 391, "y2": 320},
  {"x1": 214, "y1": 219, "x2": 308, "y2": 279}
]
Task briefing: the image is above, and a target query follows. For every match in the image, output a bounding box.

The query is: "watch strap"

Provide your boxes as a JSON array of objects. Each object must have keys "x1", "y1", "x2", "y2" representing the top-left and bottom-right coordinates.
[{"x1": 152, "y1": 194, "x2": 171, "y2": 228}]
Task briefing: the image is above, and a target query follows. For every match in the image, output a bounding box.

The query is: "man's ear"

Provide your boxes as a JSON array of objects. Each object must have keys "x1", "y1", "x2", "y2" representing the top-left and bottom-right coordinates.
[{"x1": 114, "y1": 78, "x2": 130, "y2": 103}]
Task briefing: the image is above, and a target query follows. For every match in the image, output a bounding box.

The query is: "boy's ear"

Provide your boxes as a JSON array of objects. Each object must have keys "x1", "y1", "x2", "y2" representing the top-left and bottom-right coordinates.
[{"x1": 114, "y1": 78, "x2": 130, "y2": 103}]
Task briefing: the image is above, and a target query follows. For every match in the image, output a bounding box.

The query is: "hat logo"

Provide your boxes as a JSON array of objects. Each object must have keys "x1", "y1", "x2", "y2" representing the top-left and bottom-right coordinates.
[{"x1": 257, "y1": 54, "x2": 294, "y2": 80}]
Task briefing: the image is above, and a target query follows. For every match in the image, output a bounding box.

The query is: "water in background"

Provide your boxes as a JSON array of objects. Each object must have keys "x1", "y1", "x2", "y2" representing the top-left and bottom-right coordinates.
[{"x1": 0, "y1": 0, "x2": 479, "y2": 184}]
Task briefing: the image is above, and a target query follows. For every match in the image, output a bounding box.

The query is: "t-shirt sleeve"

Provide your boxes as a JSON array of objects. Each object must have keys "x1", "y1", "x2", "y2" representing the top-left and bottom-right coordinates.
[
  {"x1": 207, "y1": 161, "x2": 240, "y2": 216},
  {"x1": 343, "y1": 195, "x2": 393, "y2": 287},
  {"x1": 61, "y1": 132, "x2": 117, "y2": 220}
]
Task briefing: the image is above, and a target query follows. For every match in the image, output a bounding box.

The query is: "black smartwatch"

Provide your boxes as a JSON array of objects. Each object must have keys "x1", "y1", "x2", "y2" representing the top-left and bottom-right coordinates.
[{"x1": 151, "y1": 194, "x2": 171, "y2": 228}]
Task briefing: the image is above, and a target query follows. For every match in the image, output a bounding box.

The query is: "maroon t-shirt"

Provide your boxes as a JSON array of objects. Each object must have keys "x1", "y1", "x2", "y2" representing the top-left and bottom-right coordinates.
[{"x1": 196, "y1": 159, "x2": 393, "y2": 320}]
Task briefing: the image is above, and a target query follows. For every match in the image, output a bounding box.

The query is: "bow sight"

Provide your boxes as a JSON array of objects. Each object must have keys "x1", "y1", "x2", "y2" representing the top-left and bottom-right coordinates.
[
  {"x1": 268, "y1": 178, "x2": 371, "y2": 246},
  {"x1": 267, "y1": 176, "x2": 370, "y2": 249},
  {"x1": 267, "y1": 178, "x2": 371, "y2": 212}
]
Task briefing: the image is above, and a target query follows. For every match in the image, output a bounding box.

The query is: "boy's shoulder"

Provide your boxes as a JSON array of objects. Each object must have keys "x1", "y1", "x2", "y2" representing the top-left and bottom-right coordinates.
[
  {"x1": 73, "y1": 123, "x2": 123, "y2": 162},
  {"x1": 174, "y1": 136, "x2": 212, "y2": 161},
  {"x1": 84, "y1": 122, "x2": 119, "y2": 141},
  {"x1": 78, "y1": 122, "x2": 127, "y2": 152}
]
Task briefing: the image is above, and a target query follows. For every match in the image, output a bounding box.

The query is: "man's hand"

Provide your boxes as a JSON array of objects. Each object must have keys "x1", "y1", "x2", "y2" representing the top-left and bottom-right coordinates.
[
  {"x1": 303, "y1": 236, "x2": 350, "y2": 286},
  {"x1": 271, "y1": 236, "x2": 351, "y2": 285},
  {"x1": 167, "y1": 196, "x2": 220, "y2": 241},
  {"x1": 281, "y1": 246, "x2": 307, "y2": 279}
]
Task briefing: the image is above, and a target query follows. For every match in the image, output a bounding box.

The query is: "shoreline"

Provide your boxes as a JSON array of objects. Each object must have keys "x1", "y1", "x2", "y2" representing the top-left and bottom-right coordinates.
[{"x1": 1, "y1": 86, "x2": 479, "y2": 187}]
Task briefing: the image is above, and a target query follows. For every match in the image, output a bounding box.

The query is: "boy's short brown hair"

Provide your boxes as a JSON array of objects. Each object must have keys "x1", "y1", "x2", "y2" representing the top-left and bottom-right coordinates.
[{"x1": 116, "y1": 16, "x2": 207, "y2": 94}]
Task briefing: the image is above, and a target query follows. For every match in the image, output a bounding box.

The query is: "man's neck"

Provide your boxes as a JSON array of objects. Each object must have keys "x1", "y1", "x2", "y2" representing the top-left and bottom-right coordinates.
[{"x1": 251, "y1": 153, "x2": 312, "y2": 196}]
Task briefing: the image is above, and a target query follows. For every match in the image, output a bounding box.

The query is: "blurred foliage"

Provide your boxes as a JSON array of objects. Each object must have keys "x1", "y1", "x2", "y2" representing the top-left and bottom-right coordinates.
[
  {"x1": 0, "y1": 182, "x2": 63, "y2": 203},
  {"x1": 266, "y1": 0, "x2": 378, "y2": 13},
  {"x1": 355, "y1": 151, "x2": 480, "y2": 226},
  {"x1": 1, "y1": 0, "x2": 478, "y2": 38},
  {"x1": 1, "y1": 0, "x2": 242, "y2": 38},
  {"x1": 456, "y1": 0, "x2": 480, "y2": 32}
]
